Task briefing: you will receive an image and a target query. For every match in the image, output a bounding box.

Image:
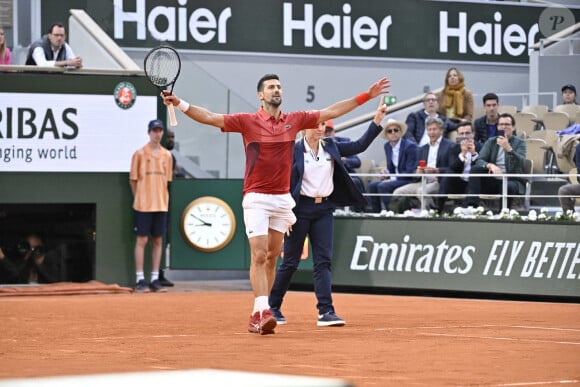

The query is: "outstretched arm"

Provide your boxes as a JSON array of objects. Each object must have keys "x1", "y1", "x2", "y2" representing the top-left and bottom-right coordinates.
[
  {"x1": 318, "y1": 77, "x2": 391, "y2": 123},
  {"x1": 336, "y1": 99, "x2": 388, "y2": 157},
  {"x1": 161, "y1": 92, "x2": 225, "y2": 128}
]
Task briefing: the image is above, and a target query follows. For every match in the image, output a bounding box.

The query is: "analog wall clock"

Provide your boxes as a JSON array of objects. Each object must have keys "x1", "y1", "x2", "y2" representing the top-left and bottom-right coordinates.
[{"x1": 180, "y1": 196, "x2": 236, "y2": 252}]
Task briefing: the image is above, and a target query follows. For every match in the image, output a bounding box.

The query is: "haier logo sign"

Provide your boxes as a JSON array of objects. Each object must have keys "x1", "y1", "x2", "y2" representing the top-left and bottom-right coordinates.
[
  {"x1": 440, "y1": 11, "x2": 539, "y2": 57},
  {"x1": 110, "y1": 0, "x2": 572, "y2": 62},
  {"x1": 113, "y1": 0, "x2": 231, "y2": 43}
]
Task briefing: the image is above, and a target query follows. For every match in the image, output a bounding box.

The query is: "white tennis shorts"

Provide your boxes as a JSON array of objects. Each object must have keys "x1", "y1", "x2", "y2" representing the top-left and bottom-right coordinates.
[{"x1": 242, "y1": 192, "x2": 297, "y2": 238}]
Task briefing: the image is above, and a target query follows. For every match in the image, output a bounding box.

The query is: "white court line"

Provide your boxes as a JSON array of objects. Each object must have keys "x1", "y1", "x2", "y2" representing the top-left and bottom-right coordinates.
[
  {"x1": 421, "y1": 332, "x2": 580, "y2": 345},
  {"x1": 509, "y1": 325, "x2": 580, "y2": 333},
  {"x1": 375, "y1": 325, "x2": 580, "y2": 332},
  {"x1": 83, "y1": 325, "x2": 580, "y2": 340},
  {"x1": 90, "y1": 334, "x2": 199, "y2": 341},
  {"x1": 491, "y1": 380, "x2": 579, "y2": 386}
]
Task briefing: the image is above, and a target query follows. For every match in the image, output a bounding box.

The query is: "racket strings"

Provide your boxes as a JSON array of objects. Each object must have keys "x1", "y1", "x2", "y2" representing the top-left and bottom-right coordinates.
[{"x1": 145, "y1": 49, "x2": 180, "y2": 88}]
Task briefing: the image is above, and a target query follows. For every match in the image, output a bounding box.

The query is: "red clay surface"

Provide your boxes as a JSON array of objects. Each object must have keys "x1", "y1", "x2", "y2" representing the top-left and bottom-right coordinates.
[{"x1": 1, "y1": 286, "x2": 580, "y2": 386}]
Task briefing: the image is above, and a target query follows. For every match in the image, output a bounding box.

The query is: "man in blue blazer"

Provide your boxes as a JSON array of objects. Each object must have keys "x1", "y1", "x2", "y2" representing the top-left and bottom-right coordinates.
[
  {"x1": 437, "y1": 121, "x2": 482, "y2": 212},
  {"x1": 405, "y1": 92, "x2": 455, "y2": 145},
  {"x1": 270, "y1": 102, "x2": 388, "y2": 327},
  {"x1": 393, "y1": 117, "x2": 454, "y2": 210},
  {"x1": 368, "y1": 119, "x2": 418, "y2": 212}
]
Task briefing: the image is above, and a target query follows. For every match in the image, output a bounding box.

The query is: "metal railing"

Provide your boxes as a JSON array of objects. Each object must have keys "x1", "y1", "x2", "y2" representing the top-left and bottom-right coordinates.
[{"x1": 351, "y1": 171, "x2": 577, "y2": 213}]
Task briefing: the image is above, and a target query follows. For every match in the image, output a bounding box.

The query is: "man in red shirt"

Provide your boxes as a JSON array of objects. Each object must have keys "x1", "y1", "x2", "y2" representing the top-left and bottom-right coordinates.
[{"x1": 162, "y1": 74, "x2": 390, "y2": 334}]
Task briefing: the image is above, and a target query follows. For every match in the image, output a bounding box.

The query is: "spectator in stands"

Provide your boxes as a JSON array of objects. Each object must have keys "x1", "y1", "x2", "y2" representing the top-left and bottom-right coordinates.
[
  {"x1": 437, "y1": 121, "x2": 481, "y2": 212},
  {"x1": 463, "y1": 113, "x2": 526, "y2": 210},
  {"x1": 0, "y1": 233, "x2": 59, "y2": 284},
  {"x1": 558, "y1": 143, "x2": 580, "y2": 214},
  {"x1": 324, "y1": 120, "x2": 366, "y2": 211},
  {"x1": 392, "y1": 117, "x2": 454, "y2": 210},
  {"x1": 130, "y1": 119, "x2": 173, "y2": 293},
  {"x1": 25, "y1": 22, "x2": 82, "y2": 68},
  {"x1": 367, "y1": 119, "x2": 418, "y2": 213},
  {"x1": 0, "y1": 26, "x2": 12, "y2": 65},
  {"x1": 437, "y1": 67, "x2": 474, "y2": 122},
  {"x1": 561, "y1": 84, "x2": 577, "y2": 105},
  {"x1": 473, "y1": 92, "x2": 500, "y2": 146},
  {"x1": 405, "y1": 92, "x2": 454, "y2": 146}
]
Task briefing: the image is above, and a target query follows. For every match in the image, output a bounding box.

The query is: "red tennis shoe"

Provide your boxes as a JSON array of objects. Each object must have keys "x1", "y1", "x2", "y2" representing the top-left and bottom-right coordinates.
[{"x1": 248, "y1": 309, "x2": 276, "y2": 335}]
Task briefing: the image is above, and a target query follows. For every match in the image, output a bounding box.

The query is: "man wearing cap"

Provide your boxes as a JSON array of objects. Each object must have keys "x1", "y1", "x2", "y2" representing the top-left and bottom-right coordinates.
[
  {"x1": 367, "y1": 118, "x2": 419, "y2": 213},
  {"x1": 129, "y1": 119, "x2": 173, "y2": 293},
  {"x1": 562, "y1": 84, "x2": 577, "y2": 105}
]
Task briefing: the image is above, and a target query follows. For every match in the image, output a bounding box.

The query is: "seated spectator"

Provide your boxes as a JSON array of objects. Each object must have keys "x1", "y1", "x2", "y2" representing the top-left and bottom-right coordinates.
[
  {"x1": 367, "y1": 119, "x2": 418, "y2": 213},
  {"x1": 405, "y1": 92, "x2": 454, "y2": 146},
  {"x1": 558, "y1": 143, "x2": 580, "y2": 214},
  {"x1": 463, "y1": 113, "x2": 527, "y2": 210},
  {"x1": 0, "y1": 26, "x2": 12, "y2": 65},
  {"x1": 392, "y1": 117, "x2": 453, "y2": 211},
  {"x1": 437, "y1": 121, "x2": 481, "y2": 212},
  {"x1": 473, "y1": 92, "x2": 500, "y2": 146},
  {"x1": 561, "y1": 84, "x2": 577, "y2": 105},
  {"x1": 437, "y1": 67, "x2": 474, "y2": 122},
  {"x1": 0, "y1": 233, "x2": 59, "y2": 284},
  {"x1": 25, "y1": 22, "x2": 82, "y2": 68}
]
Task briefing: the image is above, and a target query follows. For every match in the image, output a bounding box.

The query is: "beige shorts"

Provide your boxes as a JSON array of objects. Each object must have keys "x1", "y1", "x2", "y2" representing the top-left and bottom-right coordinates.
[{"x1": 242, "y1": 192, "x2": 296, "y2": 238}]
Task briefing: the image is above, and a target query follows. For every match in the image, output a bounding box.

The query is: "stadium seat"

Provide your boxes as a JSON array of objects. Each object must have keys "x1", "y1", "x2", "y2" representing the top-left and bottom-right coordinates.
[
  {"x1": 526, "y1": 137, "x2": 550, "y2": 174},
  {"x1": 521, "y1": 104, "x2": 549, "y2": 120},
  {"x1": 536, "y1": 111, "x2": 571, "y2": 131},
  {"x1": 554, "y1": 104, "x2": 580, "y2": 125},
  {"x1": 498, "y1": 105, "x2": 518, "y2": 116},
  {"x1": 526, "y1": 129, "x2": 559, "y2": 174},
  {"x1": 514, "y1": 112, "x2": 537, "y2": 138},
  {"x1": 480, "y1": 159, "x2": 533, "y2": 211},
  {"x1": 569, "y1": 168, "x2": 578, "y2": 184},
  {"x1": 354, "y1": 158, "x2": 376, "y2": 191}
]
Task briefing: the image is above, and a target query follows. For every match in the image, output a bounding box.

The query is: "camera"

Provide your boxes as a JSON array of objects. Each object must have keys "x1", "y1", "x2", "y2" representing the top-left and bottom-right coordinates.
[
  {"x1": 16, "y1": 241, "x2": 45, "y2": 257},
  {"x1": 497, "y1": 130, "x2": 505, "y2": 137},
  {"x1": 456, "y1": 136, "x2": 468, "y2": 144},
  {"x1": 31, "y1": 246, "x2": 45, "y2": 258}
]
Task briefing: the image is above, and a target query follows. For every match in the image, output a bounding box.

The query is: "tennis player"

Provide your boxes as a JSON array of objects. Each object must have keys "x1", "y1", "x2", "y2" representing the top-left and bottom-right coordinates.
[{"x1": 162, "y1": 74, "x2": 390, "y2": 334}]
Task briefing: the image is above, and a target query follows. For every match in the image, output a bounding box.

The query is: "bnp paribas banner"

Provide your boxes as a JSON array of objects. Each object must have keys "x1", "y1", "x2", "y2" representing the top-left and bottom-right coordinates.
[
  {"x1": 45, "y1": 0, "x2": 579, "y2": 64},
  {"x1": 0, "y1": 74, "x2": 158, "y2": 172},
  {"x1": 332, "y1": 218, "x2": 580, "y2": 298}
]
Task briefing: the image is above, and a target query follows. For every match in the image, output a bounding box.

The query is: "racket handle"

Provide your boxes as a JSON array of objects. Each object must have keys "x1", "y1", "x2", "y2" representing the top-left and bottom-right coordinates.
[{"x1": 168, "y1": 104, "x2": 178, "y2": 126}]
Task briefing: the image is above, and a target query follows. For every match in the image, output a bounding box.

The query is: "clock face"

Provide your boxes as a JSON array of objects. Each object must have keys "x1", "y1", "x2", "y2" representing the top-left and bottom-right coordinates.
[{"x1": 180, "y1": 196, "x2": 236, "y2": 252}]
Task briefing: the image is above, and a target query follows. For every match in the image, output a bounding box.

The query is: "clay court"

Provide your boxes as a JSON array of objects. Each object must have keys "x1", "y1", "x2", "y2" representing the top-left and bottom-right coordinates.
[{"x1": 1, "y1": 281, "x2": 580, "y2": 386}]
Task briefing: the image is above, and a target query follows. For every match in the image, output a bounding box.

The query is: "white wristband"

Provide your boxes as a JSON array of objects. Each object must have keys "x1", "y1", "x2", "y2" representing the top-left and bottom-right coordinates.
[{"x1": 177, "y1": 100, "x2": 190, "y2": 113}]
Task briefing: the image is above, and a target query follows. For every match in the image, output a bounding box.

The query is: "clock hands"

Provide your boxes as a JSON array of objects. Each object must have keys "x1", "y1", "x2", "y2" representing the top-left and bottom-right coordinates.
[{"x1": 190, "y1": 214, "x2": 212, "y2": 227}]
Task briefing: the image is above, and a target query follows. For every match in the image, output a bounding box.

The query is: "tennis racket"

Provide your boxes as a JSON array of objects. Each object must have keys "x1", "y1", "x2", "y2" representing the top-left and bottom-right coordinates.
[{"x1": 144, "y1": 45, "x2": 181, "y2": 126}]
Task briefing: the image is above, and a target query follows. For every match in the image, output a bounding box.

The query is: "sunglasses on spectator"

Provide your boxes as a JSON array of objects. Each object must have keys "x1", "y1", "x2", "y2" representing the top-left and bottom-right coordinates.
[
  {"x1": 424, "y1": 98, "x2": 437, "y2": 102},
  {"x1": 386, "y1": 128, "x2": 400, "y2": 133}
]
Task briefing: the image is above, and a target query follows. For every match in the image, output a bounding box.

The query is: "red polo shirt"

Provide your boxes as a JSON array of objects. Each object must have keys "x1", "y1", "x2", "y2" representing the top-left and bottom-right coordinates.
[{"x1": 223, "y1": 107, "x2": 320, "y2": 196}]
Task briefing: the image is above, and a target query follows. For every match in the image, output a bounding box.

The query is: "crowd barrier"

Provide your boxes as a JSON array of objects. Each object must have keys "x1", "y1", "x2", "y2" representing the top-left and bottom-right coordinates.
[{"x1": 351, "y1": 171, "x2": 578, "y2": 213}]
